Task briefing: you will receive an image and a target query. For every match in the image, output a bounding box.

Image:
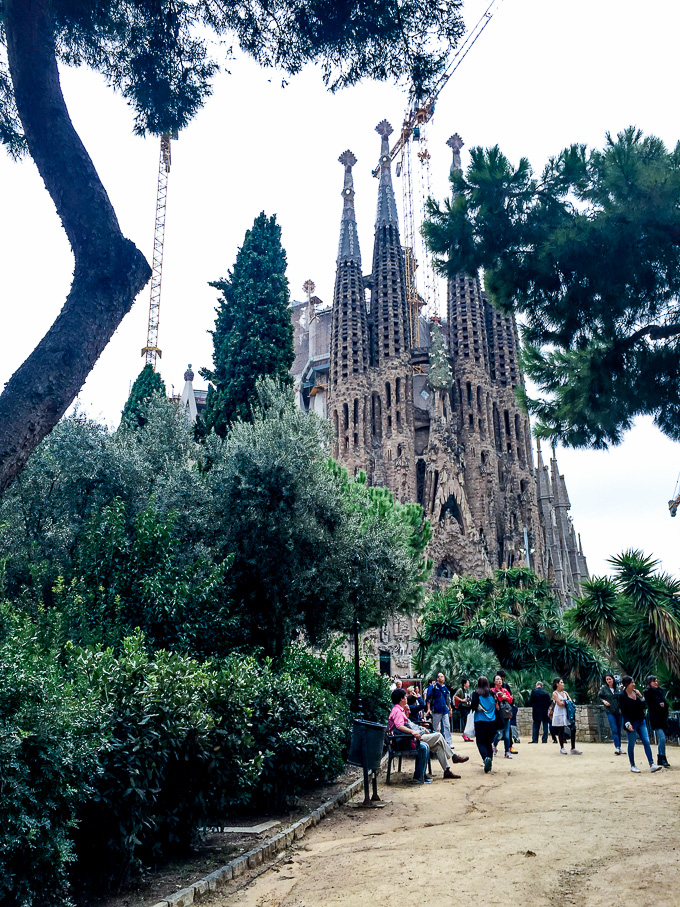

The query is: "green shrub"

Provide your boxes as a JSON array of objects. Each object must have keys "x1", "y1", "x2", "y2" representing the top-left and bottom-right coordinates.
[
  {"x1": 0, "y1": 606, "x2": 99, "y2": 907},
  {"x1": 69, "y1": 634, "x2": 258, "y2": 891},
  {"x1": 278, "y1": 641, "x2": 391, "y2": 728}
]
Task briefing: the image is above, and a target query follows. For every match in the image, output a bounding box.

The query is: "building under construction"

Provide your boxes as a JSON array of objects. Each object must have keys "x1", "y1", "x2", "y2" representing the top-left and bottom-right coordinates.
[{"x1": 290, "y1": 122, "x2": 588, "y2": 676}]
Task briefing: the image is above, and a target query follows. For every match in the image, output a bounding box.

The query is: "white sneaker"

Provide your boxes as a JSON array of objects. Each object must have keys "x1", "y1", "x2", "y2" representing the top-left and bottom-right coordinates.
[
  {"x1": 650, "y1": 764, "x2": 663, "y2": 773},
  {"x1": 560, "y1": 747, "x2": 568, "y2": 755},
  {"x1": 631, "y1": 765, "x2": 641, "y2": 773},
  {"x1": 570, "y1": 748, "x2": 583, "y2": 755},
  {"x1": 614, "y1": 748, "x2": 621, "y2": 755}
]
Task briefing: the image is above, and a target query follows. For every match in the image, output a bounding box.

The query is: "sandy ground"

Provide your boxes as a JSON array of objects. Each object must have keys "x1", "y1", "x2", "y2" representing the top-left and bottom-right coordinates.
[{"x1": 207, "y1": 738, "x2": 680, "y2": 907}]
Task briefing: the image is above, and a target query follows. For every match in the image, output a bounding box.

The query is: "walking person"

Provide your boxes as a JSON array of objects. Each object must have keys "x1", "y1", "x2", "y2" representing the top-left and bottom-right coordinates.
[
  {"x1": 492, "y1": 673, "x2": 514, "y2": 758},
  {"x1": 470, "y1": 676, "x2": 499, "y2": 773},
  {"x1": 528, "y1": 681, "x2": 552, "y2": 743},
  {"x1": 551, "y1": 678, "x2": 582, "y2": 755},
  {"x1": 455, "y1": 677, "x2": 473, "y2": 741},
  {"x1": 426, "y1": 672, "x2": 454, "y2": 746},
  {"x1": 644, "y1": 675, "x2": 671, "y2": 768},
  {"x1": 619, "y1": 675, "x2": 663, "y2": 774},
  {"x1": 598, "y1": 672, "x2": 624, "y2": 755}
]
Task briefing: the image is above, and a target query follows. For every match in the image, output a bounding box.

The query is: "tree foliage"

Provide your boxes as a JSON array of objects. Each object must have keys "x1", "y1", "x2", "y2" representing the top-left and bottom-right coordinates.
[
  {"x1": 119, "y1": 363, "x2": 166, "y2": 429},
  {"x1": 417, "y1": 568, "x2": 605, "y2": 698},
  {"x1": 0, "y1": 0, "x2": 465, "y2": 493},
  {"x1": 201, "y1": 212, "x2": 294, "y2": 434},
  {"x1": 0, "y1": 382, "x2": 431, "y2": 657},
  {"x1": 423, "y1": 127, "x2": 680, "y2": 448},
  {"x1": 568, "y1": 549, "x2": 680, "y2": 685}
]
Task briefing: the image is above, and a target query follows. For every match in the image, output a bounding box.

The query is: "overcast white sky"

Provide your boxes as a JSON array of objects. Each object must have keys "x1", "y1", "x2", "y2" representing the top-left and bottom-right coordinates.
[{"x1": 0, "y1": 0, "x2": 679, "y2": 579}]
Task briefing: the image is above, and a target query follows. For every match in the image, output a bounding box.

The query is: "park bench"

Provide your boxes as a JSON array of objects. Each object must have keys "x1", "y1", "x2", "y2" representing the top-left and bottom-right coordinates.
[{"x1": 385, "y1": 732, "x2": 432, "y2": 784}]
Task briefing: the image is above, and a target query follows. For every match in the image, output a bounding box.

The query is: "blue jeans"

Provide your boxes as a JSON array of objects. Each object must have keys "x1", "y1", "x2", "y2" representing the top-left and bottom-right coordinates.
[
  {"x1": 625, "y1": 720, "x2": 654, "y2": 766},
  {"x1": 655, "y1": 727, "x2": 666, "y2": 758},
  {"x1": 606, "y1": 712, "x2": 624, "y2": 749},
  {"x1": 414, "y1": 740, "x2": 430, "y2": 780},
  {"x1": 494, "y1": 717, "x2": 511, "y2": 753},
  {"x1": 532, "y1": 717, "x2": 549, "y2": 743}
]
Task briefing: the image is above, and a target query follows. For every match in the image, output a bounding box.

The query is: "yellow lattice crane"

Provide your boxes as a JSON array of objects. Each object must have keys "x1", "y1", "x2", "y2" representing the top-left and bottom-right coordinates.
[{"x1": 141, "y1": 133, "x2": 173, "y2": 368}]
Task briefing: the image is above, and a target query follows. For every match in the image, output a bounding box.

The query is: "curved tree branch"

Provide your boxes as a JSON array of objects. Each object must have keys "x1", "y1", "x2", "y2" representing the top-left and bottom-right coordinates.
[
  {"x1": 0, "y1": 0, "x2": 151, "y2": 494},
  {"x1": 613, "y1": 322, "x2": 680, "y2": 354}
]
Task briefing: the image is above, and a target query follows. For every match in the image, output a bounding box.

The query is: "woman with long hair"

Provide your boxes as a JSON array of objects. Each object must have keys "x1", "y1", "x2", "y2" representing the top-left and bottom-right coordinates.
[
  {"x1": 598, "y1": 672, "x2": 623, "y2": 755},
  {"x1": 551, "y1": 678, "x2": 582, "y2": 755},
  {"x1": 620, "y1": 675, "x2": 663, "y2": 774},
  {"x1": 470, "y1": 676, "x2": 499, "y2": 773}
]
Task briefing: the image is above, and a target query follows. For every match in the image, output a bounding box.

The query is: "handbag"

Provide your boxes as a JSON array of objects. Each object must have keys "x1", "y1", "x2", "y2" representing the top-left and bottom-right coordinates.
[
  {"x1": 565, "y1": 699, "x2": 576, "y2": 723},
  {"x1": 464, "y1": 710, "x2": 476, "y2": 739},
  {"x1": 498, "y1": 697, "x2": 512, "y2": 721}
]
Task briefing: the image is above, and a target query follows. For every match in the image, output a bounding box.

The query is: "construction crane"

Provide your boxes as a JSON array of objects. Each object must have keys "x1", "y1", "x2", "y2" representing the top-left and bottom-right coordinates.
[
  {"x1": 374, "y1": 0, "x2": 506, "y2": 346},
  {"x1": 141, "y1": 133, "x2": 173, "y2": 368},
  {"x1": 669, "y1": 472, "x2": 680, "y2": 517}
]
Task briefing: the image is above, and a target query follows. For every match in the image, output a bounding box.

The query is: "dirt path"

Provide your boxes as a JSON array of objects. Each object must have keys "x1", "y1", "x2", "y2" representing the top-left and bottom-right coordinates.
[{"x1": 207, "y1": 739, "x2": 680, "y2": 907}]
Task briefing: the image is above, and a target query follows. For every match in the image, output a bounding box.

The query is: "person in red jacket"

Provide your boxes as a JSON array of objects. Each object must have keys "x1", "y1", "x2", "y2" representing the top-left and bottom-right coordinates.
[{"x1": 492, "y1": 673, "x2": 515, "y2": 758}]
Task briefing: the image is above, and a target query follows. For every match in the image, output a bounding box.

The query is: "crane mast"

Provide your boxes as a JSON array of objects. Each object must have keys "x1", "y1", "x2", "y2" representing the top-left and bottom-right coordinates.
[
  {"x1": 375, "y1": 0, "x2": 505, "y2": 344},
  {"x1": 142, "y1": 133, "x2": 172, "y2": 367}
]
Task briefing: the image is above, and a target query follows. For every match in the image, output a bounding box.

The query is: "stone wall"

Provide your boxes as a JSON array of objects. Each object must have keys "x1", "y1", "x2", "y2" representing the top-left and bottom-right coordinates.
[{"x1": 515, "y1": 705, "x2": 609, "y2": 743}]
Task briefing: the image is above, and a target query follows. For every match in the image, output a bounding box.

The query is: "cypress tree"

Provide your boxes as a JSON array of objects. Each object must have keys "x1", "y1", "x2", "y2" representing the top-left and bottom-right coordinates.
[
  {"x1": 201, "y1": 212, "x2": 294, "y2": 435},
  {"x1": 120, "y1": 364, "x2": 166, "y2": 429}
]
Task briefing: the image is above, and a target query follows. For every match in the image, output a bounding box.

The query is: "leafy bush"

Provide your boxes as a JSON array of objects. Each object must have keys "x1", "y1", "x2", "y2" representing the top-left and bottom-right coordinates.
[
  {"x1": 0, "y1": 606, "x2": 100, "y2": 907},
  {"x1": 277, "y1": 641, "x2": 391, "y2": 728},
  {"x1": 69, "y1": 634, "x2": 258, "y2": 891},
  {"x1": 417, "y1": 637, "x2": 498, "y2": 688},
  {"x1": 417, "y1": 569, "x2": 605, "y2": 699}
]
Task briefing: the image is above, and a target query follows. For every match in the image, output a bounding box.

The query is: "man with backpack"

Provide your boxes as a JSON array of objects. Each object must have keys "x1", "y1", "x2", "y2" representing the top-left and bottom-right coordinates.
[{"x1": 426, "y1": 672, "x2": 454, "y2": 746}]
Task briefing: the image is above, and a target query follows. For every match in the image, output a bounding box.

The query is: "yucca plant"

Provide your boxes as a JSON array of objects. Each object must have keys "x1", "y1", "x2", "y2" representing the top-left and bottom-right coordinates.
[
  {"x1": 610, "y1": 550, "x2": 680, "y2": 678},
  {"x1": 418, "y1": 637, "x2": 498, "y2": 688},
  {"x1": 567, "y1": 576, "x2": 622, "y2": 659}
]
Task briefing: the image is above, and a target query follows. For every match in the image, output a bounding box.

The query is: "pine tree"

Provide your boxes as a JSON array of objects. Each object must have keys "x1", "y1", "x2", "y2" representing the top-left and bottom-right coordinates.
[
  {"x1": 201, "y1": 212, "x2": 294, "y2": 435},
  {"x1": 424, "y1": 128, "x2": 680, "y2": 448},
  {"x1": 120, "y1": 364, "x2": 166, "y2": 429}
]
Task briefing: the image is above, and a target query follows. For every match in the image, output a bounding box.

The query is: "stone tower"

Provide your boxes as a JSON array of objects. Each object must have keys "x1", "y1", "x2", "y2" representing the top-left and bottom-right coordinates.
[{"x1": 303, "y1": 123, "x2": 588, "y2": 673}]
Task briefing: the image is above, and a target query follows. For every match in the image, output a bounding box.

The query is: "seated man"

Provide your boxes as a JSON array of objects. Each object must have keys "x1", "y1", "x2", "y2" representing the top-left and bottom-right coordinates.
[
  {"x1": 389, "y1": 688, "x2": 468, "y2": 782},
  {"x1": 389, "y1": 688, "x2": 431, "y2": 783}
]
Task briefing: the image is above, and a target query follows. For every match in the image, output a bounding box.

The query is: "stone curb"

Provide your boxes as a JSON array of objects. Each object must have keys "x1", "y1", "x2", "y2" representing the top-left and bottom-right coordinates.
[{"x1": 150, "y1": 771, "x2": 368, "y2": 907}]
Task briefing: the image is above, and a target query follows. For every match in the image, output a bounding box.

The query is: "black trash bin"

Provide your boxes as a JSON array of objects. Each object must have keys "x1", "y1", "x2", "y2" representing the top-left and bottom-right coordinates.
[{"x1": 347, "y1": 719, "x2": 387, "y2": 772}]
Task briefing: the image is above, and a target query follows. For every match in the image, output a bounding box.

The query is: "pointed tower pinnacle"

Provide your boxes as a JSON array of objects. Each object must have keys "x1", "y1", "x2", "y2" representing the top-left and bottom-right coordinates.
[
  {"x1": 447, "y1": 132, "x2": 464, "y2": 176},
  {"x1": 330, "y1": 149, "x2": 369, "y2": 389},
  {"x1": 337, "y1": 150, "x2": 361, "y2": 265},
  {"x1": 369, "y1": 120, "x2": 410, "y2": 364},
  {"x1": 375, "y1": 120, "x2": 399, "y2": 227}
]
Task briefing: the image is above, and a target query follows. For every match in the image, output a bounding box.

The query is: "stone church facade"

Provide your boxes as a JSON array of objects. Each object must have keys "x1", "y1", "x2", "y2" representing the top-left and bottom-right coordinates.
[{"x1": 289, "y1": 122, "x2": 588, "y2": 675}]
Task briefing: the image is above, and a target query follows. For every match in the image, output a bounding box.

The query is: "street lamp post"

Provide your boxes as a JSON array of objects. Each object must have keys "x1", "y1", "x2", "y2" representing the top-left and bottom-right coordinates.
[{"x1": 352, "y1": 616, "x2": 364, "y2": 718}]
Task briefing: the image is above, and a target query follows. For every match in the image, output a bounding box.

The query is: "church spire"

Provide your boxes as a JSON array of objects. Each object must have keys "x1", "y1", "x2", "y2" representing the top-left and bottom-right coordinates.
[
  {"x1": 369, "y1": 120, "x2": 410, "y2": 365},
  {"x1": 447, "y1": 132, "x2": 464, "y2": 179},
  {"x1": 329, "y1": 150, "x2": 369, "y2": 390},
  {"x1": 337, "y1": 150, "x2": 361, "y2": 265},
  {"x1": 375, "y1": 119, "x2": 399, "y2": 228}
]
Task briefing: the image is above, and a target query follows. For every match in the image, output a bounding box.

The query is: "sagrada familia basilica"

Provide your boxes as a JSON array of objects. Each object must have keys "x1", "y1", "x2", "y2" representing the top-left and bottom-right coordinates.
[{"x1": 289, "y1": 121, "x2": 589, "y2": 675}]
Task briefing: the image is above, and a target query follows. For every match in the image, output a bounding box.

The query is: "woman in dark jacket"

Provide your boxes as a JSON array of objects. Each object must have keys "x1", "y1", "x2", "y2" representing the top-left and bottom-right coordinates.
[
  {"x1": 644, "y1": 675, "x2": 670, "y2": 767},
  {"x1": 598, "y1": 673, "x2": 623, "y2": 755},
  {"x1": 619, "y1": 675, "x2": 663, "y2": 774}
]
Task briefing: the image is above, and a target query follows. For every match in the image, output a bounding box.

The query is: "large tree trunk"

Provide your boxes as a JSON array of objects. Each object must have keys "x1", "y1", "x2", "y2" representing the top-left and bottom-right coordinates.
[{"x1": 0, "y1": 0, "x2": 151, "y2": 494}]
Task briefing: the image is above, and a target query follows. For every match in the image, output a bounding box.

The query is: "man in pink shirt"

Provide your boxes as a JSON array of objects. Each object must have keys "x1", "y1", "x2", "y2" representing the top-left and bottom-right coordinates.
[{"x1": 390, "y1": 688, "x2": 467, "y2": 782}]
